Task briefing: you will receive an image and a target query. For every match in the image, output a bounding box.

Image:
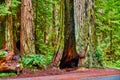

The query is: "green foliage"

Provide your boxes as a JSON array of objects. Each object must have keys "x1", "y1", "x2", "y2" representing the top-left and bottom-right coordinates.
[
  {"x1": 21, "y1": 54, "x2": 46, "y2": 69},
  {"x1": 0, "y1": 72, "x2": 16, "y2": 78},
  {"x1": 0, "y1": 4, "x2": 11, "y2": 16},
  {"x1": 116, "y1": 60, "x2": 120, "y2": 67},
  {"x1": 20, "y1": 53, "x2": 53, "y2": 70},
  {"x1": 95, "y1": 46, "x2": 104, "y2": 62},
  {"x1": 0, "y1": 51, "x2": 7, "y2": 58},
  {"x1": 34, "y1": 0, "x2": 61, "y2": 61},
  {"x1": 95, "y1": 0, "x2": 120, "y2": 69},
  {"x1": 34, "y1": 0, "x2": 53, "y2": 54},
  {"x1": 44, "y1": 51, "x2": 53, "y2": 65},
  {"x1": 0, "y1": 0, "x2": 21, "y2": 16},
  {"x1": 11, "y1": 0, "x2": 21, "y2": 16},
  {"x1": 104, "y1": 61, "x2": 120, "y2": 70}
]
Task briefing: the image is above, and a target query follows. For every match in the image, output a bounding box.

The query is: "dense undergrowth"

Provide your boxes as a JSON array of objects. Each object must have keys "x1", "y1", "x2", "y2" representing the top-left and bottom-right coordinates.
[{"x1": 20, "y1": 53, "x2": 53, "y2": 70}]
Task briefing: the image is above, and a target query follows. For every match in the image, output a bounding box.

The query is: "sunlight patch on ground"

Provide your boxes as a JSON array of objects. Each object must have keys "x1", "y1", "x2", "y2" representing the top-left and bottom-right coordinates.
[{"x1": 77, "y1": 67, "x2": 88, "y2": 71}]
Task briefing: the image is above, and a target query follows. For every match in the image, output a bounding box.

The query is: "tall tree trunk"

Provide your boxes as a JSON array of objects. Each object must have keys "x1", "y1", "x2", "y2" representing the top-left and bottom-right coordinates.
[
  {"x1": 0, "y1": 17, "x2": 6, "y2": 49},
  {"x1": 74, "y1": 0, "x2": 88, "y2": 67},
  {"x1": 84, "y1": 0, "x2": 101, "y2": 67},
  {"x1": 5, "y1": 0, "x2": 14, "y2": 51},
  {"x1": 35, "y1": 0, "x2": 38, "y2": 53},
  {"x1": 50, "y1": 1, "x2": 64, "y2": 68},
  {"x1": 52, "y1": 3, "x2": 58, "y2": 52},
  {"x1": 13, "y1": 5, "x2": 21, "y2": 53},
  {"x1": 74, "y1": 0, "x2": 102, "y2": 68},
  {"x1": 60, "y1": 0, "x2": 78, "y2": 69},
  {"x1": 21, "y1": 0, "x2": 35, "y2": 54},
  {"x1": 52, "y1": 2, "x2": 62, "y2": 53},
  {"x1": 0, "y1": 23, "x2": 2, "y2": 49},
  {"x1": 109, "y1": 21, "x2": 112, "y2": 54}
]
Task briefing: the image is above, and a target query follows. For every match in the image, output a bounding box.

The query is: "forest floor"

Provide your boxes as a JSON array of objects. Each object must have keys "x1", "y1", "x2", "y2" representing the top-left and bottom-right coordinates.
[{"x1": 1, "y1": 67, "x2": 120, "y2": 80}]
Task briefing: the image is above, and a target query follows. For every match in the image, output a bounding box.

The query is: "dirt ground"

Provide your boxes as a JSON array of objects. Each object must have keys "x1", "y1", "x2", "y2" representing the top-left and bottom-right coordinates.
[{"x1": 2, "y1": 67, "x2": 120, "y2": 80}]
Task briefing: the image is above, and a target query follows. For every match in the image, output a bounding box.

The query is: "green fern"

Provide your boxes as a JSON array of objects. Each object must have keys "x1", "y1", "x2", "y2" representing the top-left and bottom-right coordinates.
[{"x1": 0, "y1": 51, "x2": 7, "y2": 58}]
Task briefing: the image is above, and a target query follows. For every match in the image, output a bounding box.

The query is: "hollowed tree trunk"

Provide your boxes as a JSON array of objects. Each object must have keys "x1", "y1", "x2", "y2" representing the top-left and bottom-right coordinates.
[{"x1": 60, "y1": 0, "x2": 78, "y2": 69}]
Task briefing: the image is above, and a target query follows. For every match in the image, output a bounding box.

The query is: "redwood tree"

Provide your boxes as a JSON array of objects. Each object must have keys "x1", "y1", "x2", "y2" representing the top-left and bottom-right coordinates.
[
  {"x1": 60, "y1": 0, "x2": 79, "y2": 69},
  {"x1": 74, "y1": 0, "x2": 102, "y2": 68},
  {"x1": 60, "y1": 0, "x2": 102, "y2": 69},
  {"x1": 5, "y1": 0, "x2": 14, "y2": 51},
  {"x1": 74, "y1": 0, "x2": 88, "y2": 67},
  {"x1": 84, "y1": 0, "x2": 100, "y2": 67},
  {"x1": 21, "y1": 0, "x2": 35, "y2": 54}
]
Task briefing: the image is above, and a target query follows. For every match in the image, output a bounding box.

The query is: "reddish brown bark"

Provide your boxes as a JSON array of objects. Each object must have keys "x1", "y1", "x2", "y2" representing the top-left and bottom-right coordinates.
[
  {"x1": 60, "y1": 0, "x2": 78, "y2": 69},
  {"x1": 21, "y1": 0, "x2": 35, "y2": 54},
  {"x1": 78, "y1": 46, "x2": 87, "y2": 67},
  {"x1": 0, "y1": 49, "x2": 22, "y2": 74},
  {"x1": 5, "y1": 0, "x2": 14, "y2": 51}
]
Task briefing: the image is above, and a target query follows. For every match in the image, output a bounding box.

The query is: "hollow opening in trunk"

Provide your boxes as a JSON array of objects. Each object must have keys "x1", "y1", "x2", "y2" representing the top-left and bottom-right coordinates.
[
  {"x1": 60, "y1": 56, "x2": 79, "y2": 69},
  {"x1": 16, "y1": 40, "x2": 20, "y2": 51}
]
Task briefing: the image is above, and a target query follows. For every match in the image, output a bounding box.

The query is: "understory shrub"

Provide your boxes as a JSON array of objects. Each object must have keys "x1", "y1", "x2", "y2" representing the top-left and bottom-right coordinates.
[
  {"x1": 0, "y1": 72, "x2": 16, "y2": 78},
  {"x1": 116, "y1": 60, "x2": 120, "y2": 67},
  {"x1": 20, "y1": 53, "x2": 53, "y2": 70},
  {"x1": 0, "y1": 51, "x2": 7, "y2": 58},
  {"x1": 95, "y1": 46, "x2": 104, "y2": 62},
  {"x1": 21, "y1": 54, "x2": 46, "y2": 69}
]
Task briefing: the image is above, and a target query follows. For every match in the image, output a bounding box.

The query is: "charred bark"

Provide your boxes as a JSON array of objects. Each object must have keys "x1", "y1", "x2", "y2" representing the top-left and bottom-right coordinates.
[{"x1": 60, "y1": 0, "x2": 78, "y2": 69}]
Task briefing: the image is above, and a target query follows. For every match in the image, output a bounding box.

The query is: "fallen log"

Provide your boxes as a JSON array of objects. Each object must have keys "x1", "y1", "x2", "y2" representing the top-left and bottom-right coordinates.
[
  {"x1": 0, "y1": 60, "x2": 22, "y2": 74},
  {"x1": 0, "y1": 49, "x2": 22, "y2": 74}
]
